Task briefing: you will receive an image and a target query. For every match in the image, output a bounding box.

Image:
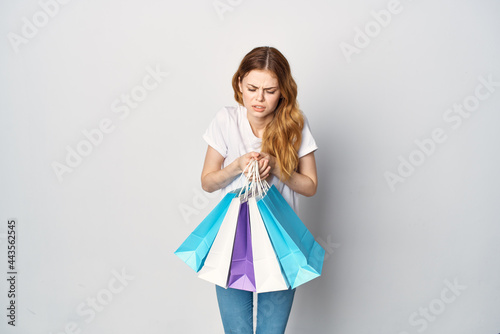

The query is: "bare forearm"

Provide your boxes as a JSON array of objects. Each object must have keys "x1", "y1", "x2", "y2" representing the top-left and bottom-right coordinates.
[
  {"x1": 201, "y1": 160, "x2": 242, "y2": 193},
  {"x1": 278, "y1": 171, "x2": 317, "y2": 197}
]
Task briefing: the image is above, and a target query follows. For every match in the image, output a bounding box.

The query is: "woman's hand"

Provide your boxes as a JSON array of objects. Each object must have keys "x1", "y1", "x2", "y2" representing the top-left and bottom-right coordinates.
[
  {"x1": 236, "y1": 152, "x2": 260, "y2": 174},
  {"x1": 259, "y1": 152, "x2": 318, "y2": 197},
  {"x1": 256, "y1": 153, "x2": 277, "y2": 180},
  {"x1": 202, "y1": 148, "x2": 273, "y2": 192},
  {"x1": 202, "y1": 145, "x2": 317, "y2": 196},
  {"x1": 237, "y1": 152, "x2": 272, "y2": 180}
]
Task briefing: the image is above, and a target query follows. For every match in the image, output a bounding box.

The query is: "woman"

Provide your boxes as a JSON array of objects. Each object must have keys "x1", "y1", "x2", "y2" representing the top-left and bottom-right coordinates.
[{"x1": 201, "y1": 46, "x2": 318, "y2": 334}]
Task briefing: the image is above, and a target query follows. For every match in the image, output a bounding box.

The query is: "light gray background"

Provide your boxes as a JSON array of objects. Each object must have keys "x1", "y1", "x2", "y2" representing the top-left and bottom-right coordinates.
[{"x1": 1, "y1": 0, "x2": 499, "y2": 333}]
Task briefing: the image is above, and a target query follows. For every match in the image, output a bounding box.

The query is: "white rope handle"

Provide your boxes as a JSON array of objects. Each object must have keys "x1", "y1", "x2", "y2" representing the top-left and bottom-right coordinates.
[
  {"x1": 236, "y1": 159, "x2": 271, "y2": 200},
  {"x1": 247, "y1": 159, "x2": 270, "y2": 199},
  {"x1": 237, "y1": 161, "x2": 253, "y2": 198}
]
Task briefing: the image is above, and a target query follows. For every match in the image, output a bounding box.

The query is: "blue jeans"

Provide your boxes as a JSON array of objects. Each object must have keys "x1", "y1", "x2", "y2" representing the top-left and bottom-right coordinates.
[{"x1": 215, "y1": 285, "x2": 296, "y2": 334}]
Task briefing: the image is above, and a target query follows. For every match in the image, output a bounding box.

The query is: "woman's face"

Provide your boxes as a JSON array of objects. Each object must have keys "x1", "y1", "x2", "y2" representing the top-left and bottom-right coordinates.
[{"x1": 238, "y1": 69, "x2": 281, "y2": 121}]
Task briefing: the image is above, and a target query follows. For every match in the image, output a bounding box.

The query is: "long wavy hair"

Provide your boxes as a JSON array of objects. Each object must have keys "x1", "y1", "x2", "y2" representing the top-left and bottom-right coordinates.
[{"x1": 232, "y1": 46, "x2": 304, "y2": 180}]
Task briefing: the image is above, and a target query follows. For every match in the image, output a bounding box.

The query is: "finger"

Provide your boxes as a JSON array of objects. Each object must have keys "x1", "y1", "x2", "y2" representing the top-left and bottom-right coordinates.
[
  {"x1": 260, "y1": 166, "x2": 271, "y2": 178},
  {"x1": 251, "y1": 152, "x2": 260, "y2": 159},
  {"x1": 255, "y1": 160, "x2": 262, "y2": 173},
  {"x1": 256, "y1": 152, "x2": 268, "y2": 161},
  {"x1": 260, "y1": 160, "x2": 268, "y2": 173}
]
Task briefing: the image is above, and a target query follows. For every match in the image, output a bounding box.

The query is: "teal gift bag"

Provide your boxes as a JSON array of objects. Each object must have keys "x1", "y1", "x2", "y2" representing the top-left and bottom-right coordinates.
[
  {"x1": 174, "y1": 191, "x2": 237, "y2": 272},
  {"x1": 257, "y1": 185, "x2": 325, "y2": 289}
]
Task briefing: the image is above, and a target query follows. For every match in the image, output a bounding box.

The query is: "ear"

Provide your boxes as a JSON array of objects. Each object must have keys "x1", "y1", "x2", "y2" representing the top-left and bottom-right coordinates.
[{"x1": 238, "y1": 78, "x2": 242, "y2": 93}]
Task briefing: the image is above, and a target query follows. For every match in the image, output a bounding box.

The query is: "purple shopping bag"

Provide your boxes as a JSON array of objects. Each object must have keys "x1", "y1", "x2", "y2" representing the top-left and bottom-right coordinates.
[{"x1": 227, "y1": 200, "x2": 256, "y2": 291}]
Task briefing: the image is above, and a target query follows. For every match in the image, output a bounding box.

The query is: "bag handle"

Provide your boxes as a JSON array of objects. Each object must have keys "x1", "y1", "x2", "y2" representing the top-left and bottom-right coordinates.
[
  {"x1": 238, "y1": 159, "x2": 270, "y2": 201},
  {"x1": 237, "y1": 160, "x2": 254, "y2": 198}
]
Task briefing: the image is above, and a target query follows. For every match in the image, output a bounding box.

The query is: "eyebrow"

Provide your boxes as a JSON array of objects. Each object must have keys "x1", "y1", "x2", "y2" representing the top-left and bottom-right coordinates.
[{"x1": 247, "y1": 83, "x2": 278, "y2": 90}]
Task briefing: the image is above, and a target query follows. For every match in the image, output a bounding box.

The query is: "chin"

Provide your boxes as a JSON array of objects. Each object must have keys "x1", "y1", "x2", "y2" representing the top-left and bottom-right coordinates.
[{"x1": 254, "y1": 111, "x2": 274, "y2": 118}]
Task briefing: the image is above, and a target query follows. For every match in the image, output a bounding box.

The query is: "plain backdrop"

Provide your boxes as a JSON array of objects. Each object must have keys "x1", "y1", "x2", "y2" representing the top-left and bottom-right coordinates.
[{"x1": 1, "y1": 0, "x2": 500, "y2": 333}]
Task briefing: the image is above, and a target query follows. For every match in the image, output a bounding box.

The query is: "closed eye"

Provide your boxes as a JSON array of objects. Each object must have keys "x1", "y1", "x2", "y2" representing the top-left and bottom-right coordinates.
[{"x1": 247, "y1": 88, "x2": 276, "y2": 94}]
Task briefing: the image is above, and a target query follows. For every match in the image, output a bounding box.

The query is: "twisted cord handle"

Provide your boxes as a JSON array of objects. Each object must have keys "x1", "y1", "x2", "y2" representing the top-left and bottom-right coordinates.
[{"x1": 237, "y1": 159, "x2": 270, "y2": 200}]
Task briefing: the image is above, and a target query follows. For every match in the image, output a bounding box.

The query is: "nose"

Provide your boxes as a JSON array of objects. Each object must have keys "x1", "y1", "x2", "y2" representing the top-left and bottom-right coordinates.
[{"x1": 256, "y1": 89, "x2": 264, "y2": 102}]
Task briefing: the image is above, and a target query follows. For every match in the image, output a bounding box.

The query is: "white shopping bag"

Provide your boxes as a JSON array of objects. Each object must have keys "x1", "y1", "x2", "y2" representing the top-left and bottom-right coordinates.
[
  {"x1": 198, "y1": 197, "x2": 241, "y2": 287},
  {"x1": 248, "y1": 197, "x2": 289, "y2": 292}
]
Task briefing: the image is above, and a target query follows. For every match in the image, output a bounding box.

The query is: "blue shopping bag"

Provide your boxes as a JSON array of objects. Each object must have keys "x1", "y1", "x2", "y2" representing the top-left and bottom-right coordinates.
[
  {"x1": 257, "y1": 185, "x2": 325, "y2": 289},
  {"x1": 175, "y1": 191, "x2": 237, "y2": 272}
]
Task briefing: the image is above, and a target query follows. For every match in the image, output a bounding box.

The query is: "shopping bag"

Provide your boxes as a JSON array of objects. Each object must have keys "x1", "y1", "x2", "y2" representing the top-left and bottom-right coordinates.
[
  {"x1": 248, "y1": 197, "x2": 289, "y2": 292},
  {"x1": 176, "y1": 159, "x2": 324, "y2": 292},
  {"x1": 257, "y1": 185, "x2": 325, "y2": 289},
  {"x1": 227, "y1": 200, "x2": 256, "y2": 291},
  {"x1": 197, "y1": 197, "x2": 241, "y2": 286},
  {"x1": 174, "y1": 191, "x2": 237, "y2": 272}
]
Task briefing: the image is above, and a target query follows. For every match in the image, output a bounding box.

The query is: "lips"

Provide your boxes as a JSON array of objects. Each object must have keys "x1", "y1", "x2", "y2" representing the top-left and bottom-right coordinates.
[{"x1": 252, "y1": 105, "x2": 265, "y2": 112}]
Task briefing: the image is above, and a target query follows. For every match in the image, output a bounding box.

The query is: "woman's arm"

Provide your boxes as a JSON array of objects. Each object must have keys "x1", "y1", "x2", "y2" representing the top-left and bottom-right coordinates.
[
  {"x1": 201, "y1": 146, "x2": 271, "y2": 193},
  {"x1": 260, "y1": 152, "x2": 318, "y2": 197}
]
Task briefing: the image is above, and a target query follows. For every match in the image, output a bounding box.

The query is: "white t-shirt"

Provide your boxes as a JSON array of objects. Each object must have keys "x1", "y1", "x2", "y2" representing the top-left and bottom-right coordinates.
[{"x1": 203, "y1": 104, "x2": 318, "y2": 212}]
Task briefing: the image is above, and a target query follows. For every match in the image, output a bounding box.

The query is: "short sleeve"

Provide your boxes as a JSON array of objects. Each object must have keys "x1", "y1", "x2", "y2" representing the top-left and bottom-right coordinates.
[
  {"x1": 202, "y1": 108, "x2": 229, "y2": 158},
  {"x1": 298, "y1": 115, "x2": 318, "y2": 158}
]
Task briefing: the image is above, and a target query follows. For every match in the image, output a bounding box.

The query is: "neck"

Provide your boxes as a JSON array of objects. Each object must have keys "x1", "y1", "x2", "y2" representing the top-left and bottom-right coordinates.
[{"x1": 247, "y1": 111, "x2": 273, "y2": 138}]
